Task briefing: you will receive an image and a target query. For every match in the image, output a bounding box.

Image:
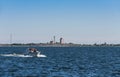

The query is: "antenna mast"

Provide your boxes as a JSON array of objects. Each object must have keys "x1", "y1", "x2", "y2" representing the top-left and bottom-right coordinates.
[{"x1": 10, "y1": 34, "x2": 12, "y2": 45}]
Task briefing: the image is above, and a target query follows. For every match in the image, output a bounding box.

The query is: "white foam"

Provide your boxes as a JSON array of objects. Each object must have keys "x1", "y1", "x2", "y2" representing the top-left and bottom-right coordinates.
[
  {"x1": 37, "y1": 54, "x2": 46, "y2": 57},
  {"x1": 0, "y1": 53, "x2": 46, "y2": 57}
]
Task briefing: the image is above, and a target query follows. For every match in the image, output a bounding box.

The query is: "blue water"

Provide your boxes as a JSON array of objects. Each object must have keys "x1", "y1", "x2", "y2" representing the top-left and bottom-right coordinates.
[{"x1": 0, "y1": 47, "x2": 120, "y2": 77}]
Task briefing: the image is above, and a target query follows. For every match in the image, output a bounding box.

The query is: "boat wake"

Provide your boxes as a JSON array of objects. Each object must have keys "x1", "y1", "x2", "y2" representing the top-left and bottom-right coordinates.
[{"x1": 0, "y1": 53, "x2": 46, "y2": 57}]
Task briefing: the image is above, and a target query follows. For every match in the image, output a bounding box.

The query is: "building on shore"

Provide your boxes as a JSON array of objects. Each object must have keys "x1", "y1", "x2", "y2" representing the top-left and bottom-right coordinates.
[
  {"x1": 50, "y1": 41, "x2": 54, "y2": 44},
  {"x1": 60, "y1": 38, "x2": 64, "y2": 44},
  {"x1": 54, "y1": 36, "x2": 56, "y2": 44}
]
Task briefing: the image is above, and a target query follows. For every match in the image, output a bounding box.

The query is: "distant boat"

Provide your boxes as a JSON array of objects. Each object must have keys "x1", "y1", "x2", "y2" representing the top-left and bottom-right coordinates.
[
  {"x1": 25, "y1": 48, "x2": 46, "y2": 57},
  {"x1": 0, "y1": 48, "x2": 46, "y2": 57}
]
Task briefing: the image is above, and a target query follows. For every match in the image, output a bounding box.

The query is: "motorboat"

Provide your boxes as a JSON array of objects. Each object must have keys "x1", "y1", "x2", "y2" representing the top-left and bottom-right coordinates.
[
  {"x1": 24, "y1": 48, "x2": 46, "y2": 57},
  {"x1": 0, "y1": 48, "x2": 46, "y2": 57}
]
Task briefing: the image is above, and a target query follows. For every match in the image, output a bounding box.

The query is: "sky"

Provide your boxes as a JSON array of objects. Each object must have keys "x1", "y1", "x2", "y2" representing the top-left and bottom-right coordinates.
[{"x1": 0, "y1": 0, "x2": 120, "y2": 44}]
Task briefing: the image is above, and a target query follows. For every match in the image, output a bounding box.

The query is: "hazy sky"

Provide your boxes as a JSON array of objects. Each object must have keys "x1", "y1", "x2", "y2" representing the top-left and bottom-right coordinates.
[{"x1": 0, "y1": 0, "x2": 120, "y2": 44}]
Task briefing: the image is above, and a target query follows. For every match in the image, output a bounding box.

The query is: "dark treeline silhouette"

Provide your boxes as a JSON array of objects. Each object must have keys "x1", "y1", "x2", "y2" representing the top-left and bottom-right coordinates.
[{"x1": 0, "y1": 42, "x2": 120, "y2": 47}]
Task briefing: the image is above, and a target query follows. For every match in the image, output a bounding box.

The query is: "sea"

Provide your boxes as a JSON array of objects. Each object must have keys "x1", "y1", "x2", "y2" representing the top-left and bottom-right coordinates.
[{"x1": 0, "y1": 47, "x2": 120, "y2": 77}]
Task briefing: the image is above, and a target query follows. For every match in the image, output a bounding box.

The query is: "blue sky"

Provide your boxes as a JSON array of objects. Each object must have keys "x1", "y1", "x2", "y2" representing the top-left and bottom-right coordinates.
[{"x1": 0, "y1": 0, "x2": 120, "y2": 44}]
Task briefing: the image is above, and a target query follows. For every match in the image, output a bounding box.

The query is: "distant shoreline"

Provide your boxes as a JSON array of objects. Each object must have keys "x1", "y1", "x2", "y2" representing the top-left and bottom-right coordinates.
[{"x1": 0, "y1": 43, "x2": 120, "y2": 47}]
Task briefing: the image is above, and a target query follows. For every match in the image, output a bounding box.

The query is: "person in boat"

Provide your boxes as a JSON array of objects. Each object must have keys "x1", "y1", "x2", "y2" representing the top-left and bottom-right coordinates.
[
  {"x1": 29, "y1": 48, "x2": 37, "y2": 52},
  {"x1": 26, "y1": 48, "x2": 40, "y2": 56}
]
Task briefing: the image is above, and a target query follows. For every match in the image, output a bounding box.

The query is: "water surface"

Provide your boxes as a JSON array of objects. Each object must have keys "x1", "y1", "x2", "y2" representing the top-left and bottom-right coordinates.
[{"x1": 0, "y1": 47, "x2": 120, "y2": 77}]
